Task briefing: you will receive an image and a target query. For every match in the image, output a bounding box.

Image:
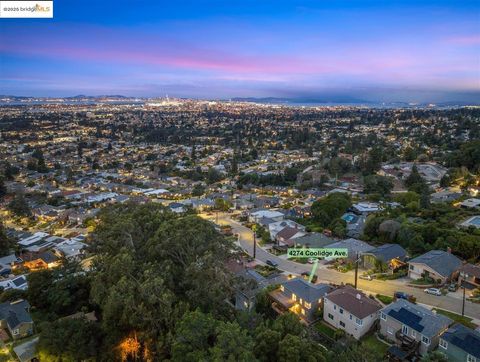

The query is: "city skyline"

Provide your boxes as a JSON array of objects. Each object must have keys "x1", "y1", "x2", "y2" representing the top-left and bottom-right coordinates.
[{"x1": 1, "y1": 0, "x2": 479, "y2": 102}]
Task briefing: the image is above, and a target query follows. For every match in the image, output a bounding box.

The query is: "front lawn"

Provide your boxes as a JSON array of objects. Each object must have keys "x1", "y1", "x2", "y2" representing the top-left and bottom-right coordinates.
[
  {"x1": 376, "y1": 294, "x2": 393, "y2": 305},
  {"x1": 432, "y1": 308, "x2": 477, "y2": 329},
  {"x1": 361, "y1": 334, "x2": 389, "y2": 357}
]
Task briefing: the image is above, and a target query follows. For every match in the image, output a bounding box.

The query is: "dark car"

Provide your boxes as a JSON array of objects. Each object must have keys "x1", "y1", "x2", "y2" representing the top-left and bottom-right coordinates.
[
  {"x1": 266, "y1": 260, "x2": 278, "y2": 268},
  {"x1": 394, "y1": 291, "x2": 409, "y2": 300}
]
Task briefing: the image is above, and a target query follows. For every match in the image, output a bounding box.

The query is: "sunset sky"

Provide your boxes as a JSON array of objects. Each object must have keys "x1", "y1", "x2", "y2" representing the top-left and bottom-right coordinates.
[{"x1": 1, "y1": 0, "x2": 479, "y2": 102}]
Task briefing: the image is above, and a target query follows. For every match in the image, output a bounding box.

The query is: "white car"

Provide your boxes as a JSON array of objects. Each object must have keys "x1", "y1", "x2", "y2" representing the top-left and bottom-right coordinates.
[{"x1": 424, "y1": 288, "x2": 442, "y2": 296}]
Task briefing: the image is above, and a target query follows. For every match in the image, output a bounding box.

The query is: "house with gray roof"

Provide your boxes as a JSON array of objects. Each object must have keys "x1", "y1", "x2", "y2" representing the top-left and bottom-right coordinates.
[
  {"x1": 327, "y1": 238, "x2": 374, "y2": 261},
  {"x1": 439, "y1": 323, "x2": 480, "y2": 362},
  {"x1": 362, "y1": 244, "x2": 407, "y2": 270},
  {"x1": 408, "y1": 250, "x2": 463, "y2": 284},
  {"x1": 269, "y1": 278, "x2": 333, "y2": 323},
  {"x1": 293, "y1": 233, "x2": 336, "y2": 249},
  {"x1": 380, "y1": 299, "x2": 453, "y2": 356},
  {"x1": 0, "y1": 300, "x2": 34, "y2": 339}
]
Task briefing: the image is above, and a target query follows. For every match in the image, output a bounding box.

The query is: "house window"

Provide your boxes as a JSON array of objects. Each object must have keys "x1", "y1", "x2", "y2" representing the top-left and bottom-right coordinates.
[
  {"x1": 439, "y1": 339, "x2": 448, "y2": 349},
  {"x1": 356, "y1": 318, "x2": 363, "y2": 326},
  {"x1": 328, "y1": 313, "x2": 334, "y2": 320},
  {"x1": 380, "y1": 312, "x2": 386, "y2": 321},
  {"x1": 299, "y1": 298, "x2": 303, "y2": 305},
  {"x1": 340, "y1": 321, "x2": 345, "y2": 328},
  {"x1": 334, "y1": 305, "x2": 337, "y2": 310},
  {"x1": 304, "y1": 302, "x2": 311, "y2": 309},
  {"x1": 422, "y1": 336, "x2": 430, "y2": 345},
  {"x1": 409, "y1": 264, "x2": 414, "y2": 270},
  {"x1": 301, "y1": 308, "x2": 305, "y2": 315},
  {"x1": 402, "y1": 325, "x2": 409, "y2": 335},
  {"x1": 292, "y1": 294, "x2": 297, "y2": 301},
  {"x1": 243, "y1": 301, "x2": 249, "y2": 308},
  {"x1": 339, "y1": 308, "x2": 344, "y2": 314},
  {"x1": 12, "y1": 329, "x2": 19, "y2": 335},
  {"x1": 280, "y1": 285, "x2": 284, "y2": 292},
  {"x1": 411, "y1": 330, "x2": 416, "y2": 338},
  {"x1": 467, "y1": 354, "x2": 477, "y2": 362},
  {"x1": 387, "y1": 326, "x2": 393, "y2": 335},
  {"x1": 349, "y1": 314, "x2": 353, "y2": 320}
]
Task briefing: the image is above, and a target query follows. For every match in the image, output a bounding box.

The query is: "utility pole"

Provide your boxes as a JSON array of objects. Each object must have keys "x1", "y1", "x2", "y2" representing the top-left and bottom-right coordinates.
[
  {"x1": 354, "y1": 252, "x2": 359, "y2": 289},
  {"x1": 461, "y1": 272, "x2": 468, "y2": 317},
  {"x1": 252, "y1": 224, "x2": 257, "y2": 259}
]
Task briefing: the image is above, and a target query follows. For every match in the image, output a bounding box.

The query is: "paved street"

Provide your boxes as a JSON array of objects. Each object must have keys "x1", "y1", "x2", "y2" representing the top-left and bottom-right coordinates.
[{"x1": 201, "y1": 212, "x2": 480, "y2": 321}]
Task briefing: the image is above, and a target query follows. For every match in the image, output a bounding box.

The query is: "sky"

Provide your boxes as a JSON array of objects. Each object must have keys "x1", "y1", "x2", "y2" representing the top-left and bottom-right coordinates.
[{"x1": 1, "y1": 0, "x2": 480, "y2": 102}]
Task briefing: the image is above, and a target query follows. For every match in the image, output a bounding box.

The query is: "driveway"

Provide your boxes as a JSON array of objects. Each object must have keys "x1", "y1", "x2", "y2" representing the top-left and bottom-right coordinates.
[{"x1": 201, "y1": 212, "x2": 480, "y2": 321}]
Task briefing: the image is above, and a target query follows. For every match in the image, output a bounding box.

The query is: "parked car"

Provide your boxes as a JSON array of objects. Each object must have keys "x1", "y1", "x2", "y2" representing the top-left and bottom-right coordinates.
[
  {"x1": 394, "y1": 291, "x2": 409, "y2": 300},
  {"x1": 307, "y1": 258, "x2": 315, "y2": 264},
  {"x1": 394, "y1": 291, "x2": 417, "y2": 303},
  {"x1": 359, "y1": 274, "x2": 373, "y2": 281},
  {"x1": 448, "y1": 283, "x2": 458, "y2": 292},
  {"x1": 424, "y1": 288, "x2": 442, "y2": 296},
  {"x1": 266, "y1": 260, "x2": 278, "y2": 268}
]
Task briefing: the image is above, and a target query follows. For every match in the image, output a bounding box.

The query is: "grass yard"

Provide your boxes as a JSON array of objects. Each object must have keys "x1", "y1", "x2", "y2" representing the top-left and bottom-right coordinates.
[
  {"x1": 433, "y1": 308, "x2": 477, "y2": 329},
  {"x1": 376, "y1": 294, "x2": 393, "y2": 304},
  {"x1": 362, "y1": 334, "x2": 389, "y2": 357},
  {"x1": 314, "y1": 322, "x2": 336, "y2": 339}
]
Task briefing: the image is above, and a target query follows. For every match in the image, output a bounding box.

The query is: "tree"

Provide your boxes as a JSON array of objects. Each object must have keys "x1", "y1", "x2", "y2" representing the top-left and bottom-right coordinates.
[
  {"x1": 38, "y1": 319, "x2": 102, "y2": 362},
  {"x1": 0, "y1": 222, "x2": 12, "y2": 257},
  {"x1": 211, "y1": 321, "x2": 256, "y2": 362},
  {"x1": 7, "y1": 193, "x2": 31, "y2": 217},
  {"x1": 311, "y1": 193, "x2": 351, "y2": 227},
  {"x1": 420, "y1": 351, "x2": 449, "y2": 362},
  {"x1": 363, "y1": 175, "x2": 393, "y2": 197},
  {"x1": 0, "y1": 176, "x2": 6, "y2": 199}
]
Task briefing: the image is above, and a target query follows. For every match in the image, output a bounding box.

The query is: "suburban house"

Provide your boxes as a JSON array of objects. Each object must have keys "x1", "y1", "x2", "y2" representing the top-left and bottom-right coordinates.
[
  {"x1": 327, "y1": 238, "x2": 374, "y2": 262},
  {"x1": 249, "y1": 209, "x2": 284, "y2": 223},
  {"x1": 351, "y1": 202, "x2": 381, "y2": 215},
  {"x1": 275, "y1": 226, "x2": 307, "y2": 246},
  {"x1": 459, "y1": 263, "x2": 480, "y2": 290},
  {"x1": 292, "y1": 233, "x2": 335, "y2": 249},
  {"x1": 362, "y1": 244, "x2": 407, "y2": 271},
  {"x1": 408, "y1": 250, "x2": 463, "y2": 284},
  {"x1": 21, "y1": 250, "x2": 61, "y2": 271},
  {"x1": 323, "y1": 285, "x2": 382, "y2": 340},
  {"x1": 269, "y1": 278, "x2": 333, "y2": 323},
  {"x1": 0, "y1": 275, "x2": 28, "y2": 291},
  {"x1": 0, "y1": 300, "x2": 34, "y2": 339},
  {"x1": 430, "y1": 190, "x2": 463, "y2": 203},
  {"x1": 380, "y1": 299, "x2": 452, "y2": 357},
  {"x1": 439, "y1": 323, "x2": 480, "y2": 362},
  {"x1": 459, "y1": 198, "x2": 480, "y2": 210},
  {"x1": 268, "y1": 220, "x2": 305, "y2": 240}
]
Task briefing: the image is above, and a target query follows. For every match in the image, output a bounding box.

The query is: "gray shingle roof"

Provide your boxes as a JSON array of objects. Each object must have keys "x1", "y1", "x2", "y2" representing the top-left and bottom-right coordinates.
[
  {"x1": 282, "y1": 279, "x2": 333, "y2": 303},
  {"x1": 408, "y1": 250, "x2": 462, "y2": 277},
  {"x1": 365, "y1": 243, "x2": 407, "y2": 262},
  {"x1": 381, "y1": 299, "x2": 452, "y2": 338},
  {"x1": 0, "y1": 300, "x2": 32, "y2": 330},
  {"x1": 293, "y1": 233, "x2": 335, "y2": 248},
  {"x1": 441, "y1": 323, "x2": 480, "y2": 358},
  {"x1": 327, "y1": 238, "x2": 374, "y2": 259}
]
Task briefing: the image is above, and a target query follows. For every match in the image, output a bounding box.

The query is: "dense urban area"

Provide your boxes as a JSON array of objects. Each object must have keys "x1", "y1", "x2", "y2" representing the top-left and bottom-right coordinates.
[{"x1": 0, "y1": 97, "x2": 479, "y2": 361}]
